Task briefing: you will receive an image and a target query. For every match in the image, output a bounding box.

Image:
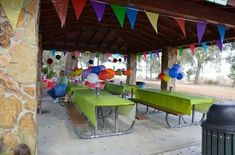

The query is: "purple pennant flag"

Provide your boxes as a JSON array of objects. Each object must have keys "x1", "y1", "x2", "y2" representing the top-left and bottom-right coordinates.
[
  {"x1": 90, "y1": 0, "x2": 106, "y2": 22},
  {"x1": 124, "y1": 55, "x2": 128, "y2": 61},
  {"x1": 126, "y1": 8, "x2": 138, "y2": 29},
  {"x1": 155, "y1": 49, "x2": 160, "y2": 58},
  {"x1": 197, "y1": 21, "x2": 207, "y2": 43},
  {"x1": 217, "y1": 24, "x2": 226, "y2": 43},
  {"x1": 63, "y1": 50, "x2": 67, "y2": 56},
  {"x1": 201, "y1": 42, "x2": 207, "y2": 53},
  {"x1": 216, "y1": 40, "x2": 223, "y2": 52}
]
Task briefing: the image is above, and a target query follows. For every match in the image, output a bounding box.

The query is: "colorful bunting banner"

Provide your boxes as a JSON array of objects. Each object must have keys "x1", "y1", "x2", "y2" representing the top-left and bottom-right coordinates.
[
  {"x1": 156, "y1": 49, "x2": 160, "y2": 58},
  {"x1": 197, "y1": 21, "x2": 207, "y2": 43},
  {"x1": 105, "y1": 52, "x2": 110, "y2": 59},
  {"x1": 217, "y1": 24, "x2": 226, "y2": 43},
  {"x1": 149, "y1": 51, "x2": 153, "y2": 60},
  {"x1": 189, "y1": 44, "x2": 195, "y2": 55},
  {"x1": 51, "y1": 0, "x2": 69, "y2": 27},
  {"x1": 63, "y1": 50, "x2": 67, "y2": 56},
  {"x1": 90, "y1": 0, "x2": 106, "y2": 22},
  {"x1": 201, "y1": 42, "x2": 207, "y2": 53},
  {"x1": 51, "y1": 49, "x2": 56, "y2": 57},
  {"x1": 175, "y1": 18, "x2": 186, "y2": 37},
  {"x1": 143, "y1": 52, "x2": 147, "y2": 60},
  {"x1": 0, "y1": 0, "x2": 25, "y2": 30},
  {"x1": 216, "y1": 40, "x2": 223, "y2": 52},
  {"x1": 124, "y1": 55, "x2": 128, "y2": 61},
  {"x1": 126, "y1": 8, "x2": 138, "y2": 29},
  {"x1": 178, "y1": 46, "x2": 183, "y2": 56},
  {"x1": 145, "y1": 11, "x2": 159, "y2": 34},
  {"x1": 72, "y1": 0, "x2": 87, "y2": 20},
  {"x1": 111, "y1": 4, "x2": 126, "y2": 28}
]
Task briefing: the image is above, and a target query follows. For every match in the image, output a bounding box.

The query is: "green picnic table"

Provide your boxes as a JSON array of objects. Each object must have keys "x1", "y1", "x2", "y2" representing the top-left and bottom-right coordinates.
[
  {"x1": 104, "y1": 83, "x2": 139, "y2": 97},
  {"x1": 67, "y1": 83, "x2": 88, "y2": 93},
  {"x1": 71, "y1": 89, "x2": 136, "y2": 138}
]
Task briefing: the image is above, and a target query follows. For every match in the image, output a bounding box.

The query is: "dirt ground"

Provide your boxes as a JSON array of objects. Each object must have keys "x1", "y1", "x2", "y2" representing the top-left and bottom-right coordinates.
[{"x1": 142, "y1": 80, "x2": 235, "y2": 102}]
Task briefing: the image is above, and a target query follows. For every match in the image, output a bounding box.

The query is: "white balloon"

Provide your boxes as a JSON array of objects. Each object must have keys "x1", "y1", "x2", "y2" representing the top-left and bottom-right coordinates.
[{"x1": 87, "y1": 73, "x2": 98, "y2": 84}]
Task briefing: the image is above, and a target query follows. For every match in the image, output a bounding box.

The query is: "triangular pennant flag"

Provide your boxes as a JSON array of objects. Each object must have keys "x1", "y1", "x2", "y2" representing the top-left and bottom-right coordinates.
[
  {"x1": 217, "y1": 24, "x2": 226, "y2": 43},
  {"x1": 149, "y1": 51, "x2": 153, "y2": 60},
  {"x1": 201, "y1": 42, "x2": 207, "y2": 53},
  {"x1": 145, "y1": 11, "x2": 159, "y2": 34},
  {"x1": 216, "y1": 40, "x2": 223, "y2": 52},
  {"x1": 197, "y1": 21, "x2": 207, "y2": 43},
  {"x1": 156, "y1": 49, "x2": 160, "y2": 58},
  {"x1": 105, "y1": 52, "x2": 110, "y2": 59},
  {"x1": 0, "y1": 0, "x2": 25, "y2": 30},
  {"x1": 124, "y1": 55, "x2": 128, "y2": 61},
  {"x1": 137, "y1": 53, "x2": 141, "y2": 61},
  {"x1": 111, "y1": 4, "x2": 126, "y2": 28},
  {"x1": 126, "y1": 8, "x2": 138, "y2": 29},
  {"x1": 63, "y1": 50, "x2": 67, "y2": 56},
  {"x1": 72, "y1": 0, "x2": 87, "y2": 20},
  {"x1": 90, "y1": 0, "x2": 106, "y2": 22},
  {"x1": 74, "y1": 50, "x2": 80, "y2": 59},
  {"x1": 175, "y1": 18, "x2": 186, "y2": 37},
  {"x1": 51, "y1": 49, "x2": 56, "y2": 57},
  {"x1": 143, "y1": 52, "x2": 147, "y2": 60},
  {"x1": 189, "y1": 44, "x2": 195, "y2": 55},
  {"x1": 51, "y1": 0, "x2": 69, "y2": 27},
  {"x1": 178, "y1": 46, "x2": 183, "y2": 56}
]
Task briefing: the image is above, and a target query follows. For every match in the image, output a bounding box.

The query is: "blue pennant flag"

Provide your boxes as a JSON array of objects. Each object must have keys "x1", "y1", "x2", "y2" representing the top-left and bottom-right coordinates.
[
  {"x1": 149, "y1": 51, "x2": 153, "y2": 60},
  {"x1": 126, "y1": 8, "x2": 138, "y2": 29},
  {"x1": 201, "y1": 42, "x2": 207, "y2": 53},
  {"x1": 51, "y1": 49, "x2": 56, "y2": 57},
  {"x1": 217, "y1": 24, "x2": 226, "y2": 43}
]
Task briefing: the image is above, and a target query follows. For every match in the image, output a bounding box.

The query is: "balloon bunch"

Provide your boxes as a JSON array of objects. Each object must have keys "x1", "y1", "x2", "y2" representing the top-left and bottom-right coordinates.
[
  {"x1": 158, "y1": 64, "x2": 184, "y2": 82},
  {"x1": 69, "y1": 67, "x2": 83, "y2": 77},
  {"x1": 115, "y1": 69, "x2": 132, "y2": 76}
]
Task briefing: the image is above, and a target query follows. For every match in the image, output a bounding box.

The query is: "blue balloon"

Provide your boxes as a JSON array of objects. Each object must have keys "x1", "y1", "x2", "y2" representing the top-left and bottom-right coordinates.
[
  {"x1": 99, "y1": 65, "x2": 106, "y2": 70},
  {"x1": 82, "y1": 69, "x2": 91, "y2": 78},
  {"x1": 92, "y1": 66, "x2": 101, "y2": 74},
  {"x1": 172, "y1": 64, "x2": 181, "y2": 71},
  {"x1": 177, "y1": 72, "x2": 184, "y2": 80},
  {"x1": 169, "y1": 68, "x2": 179, "y2": 78}
]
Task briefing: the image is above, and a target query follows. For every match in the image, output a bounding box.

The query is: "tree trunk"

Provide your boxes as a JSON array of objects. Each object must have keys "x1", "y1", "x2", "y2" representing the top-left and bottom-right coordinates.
[
  {"x1": 126, "y1": 53, "x2": 137, "y2": 85},
  {"x1": 194, "y1": 65, "x2": 201, "y2": 84}
]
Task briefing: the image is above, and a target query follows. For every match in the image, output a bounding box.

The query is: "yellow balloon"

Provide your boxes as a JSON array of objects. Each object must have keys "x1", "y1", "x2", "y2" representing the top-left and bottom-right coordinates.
[
  {"x1": 77, "y1": 68, "x2": 83, "y2": 75},
  {"x1": 163, "y1": 75, "x2": 171, "y2": 82}
]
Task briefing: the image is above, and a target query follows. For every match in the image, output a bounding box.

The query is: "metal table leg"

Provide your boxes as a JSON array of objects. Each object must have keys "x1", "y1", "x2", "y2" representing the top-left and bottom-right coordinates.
[{"x1": 115, "y1": 107, "x2": 118, "y2": 133}]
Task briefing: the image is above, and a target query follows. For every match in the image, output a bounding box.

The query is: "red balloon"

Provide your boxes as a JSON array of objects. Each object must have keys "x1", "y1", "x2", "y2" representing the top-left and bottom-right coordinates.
[
  {"x1": 47, "y1": 58, "x2": 53, "y2": 65},
  {"x1": 113, "y1": 59, "x2": 117, "y2": 63},
  {"x1": 106, "y1": 68, "x2": 115, "y2": 79},
  {"x1": 99, "y1": 70, "x2": 108, "y2": 80},
  {"x1": 158, "y1": 73, "x2": 165, "y2": 80}
]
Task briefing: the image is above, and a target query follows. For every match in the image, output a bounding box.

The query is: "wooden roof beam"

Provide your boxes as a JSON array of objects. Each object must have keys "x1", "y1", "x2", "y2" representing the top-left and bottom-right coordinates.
[{"x1": 101, "y1": 0, "x2": 235, "y2": 27}]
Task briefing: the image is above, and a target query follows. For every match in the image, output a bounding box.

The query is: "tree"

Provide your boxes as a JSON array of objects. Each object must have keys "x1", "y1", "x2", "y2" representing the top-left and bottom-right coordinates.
[
  {"x1": 177, "y1": 45, "x2": 222, "y2": 84},
  {"x1": 227, "y1": 54, "x2": 235, "y2": 85},
  {"x1": 186, "y1": 69, "x2": 195, "y2": 81}
]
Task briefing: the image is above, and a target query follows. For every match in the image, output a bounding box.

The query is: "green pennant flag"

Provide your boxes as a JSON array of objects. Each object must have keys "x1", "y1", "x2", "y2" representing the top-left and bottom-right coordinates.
[
  {"x1": 137, "y1": 53, "x2": 141, "y2": 62},
  {"x1": 178, "y1": 46, "x2": 183, "y2": 56},
  {"x1": 0, "y1": 0, "x2": 25, "y2": 30},
  {"x1": 111, "y1": 4, "x2": 126, "y2": 28}
]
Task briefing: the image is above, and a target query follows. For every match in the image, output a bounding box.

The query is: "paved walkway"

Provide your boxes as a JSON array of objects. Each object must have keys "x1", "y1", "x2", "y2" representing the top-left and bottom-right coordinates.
[{"x1": 38, "y1": 95, "x2": 202, "y2": 155}]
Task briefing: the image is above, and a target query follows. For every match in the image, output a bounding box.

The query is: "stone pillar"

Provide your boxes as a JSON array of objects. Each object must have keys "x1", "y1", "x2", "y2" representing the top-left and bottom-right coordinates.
[
  {"x1": 0, "y1": 0, "x2": 39, "y2": 154},
  {"x1": 161, "y1": 47, "x2": 177, "y2": 90},
  {"x1": 65, "y1": 52, "x2": 76, "y2": 71},
  {"x1": 126, "y1": 53, "x2": 137, "y2": 85}
]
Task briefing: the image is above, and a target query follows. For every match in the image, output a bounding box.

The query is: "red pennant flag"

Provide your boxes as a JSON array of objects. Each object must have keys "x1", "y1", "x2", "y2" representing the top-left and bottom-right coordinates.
[
  {"x1": 190, "y1": 44, "x2": 195, "y2": 55},
  {"x1": 51, "y1": 0, "x2": 69, "y2": 27},
  {"x1": 72, "y1": 0, "x2": 87, "y2": 20},
  {"x1": 143, "y1": 52, "x2": 147, "y2": 60},
  {"x1": 175, "y1": 18, "x2": 186, "y2": 37}
]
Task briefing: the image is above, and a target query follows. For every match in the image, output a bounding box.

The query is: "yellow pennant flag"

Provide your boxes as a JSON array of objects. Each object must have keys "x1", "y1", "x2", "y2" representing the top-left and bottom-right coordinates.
[
  {"x1": 0, "y1": 0, "x2": 25, "y2": 30},
  {"x1": 145, "y1": 11, "x2": 159, "y2": 34}
]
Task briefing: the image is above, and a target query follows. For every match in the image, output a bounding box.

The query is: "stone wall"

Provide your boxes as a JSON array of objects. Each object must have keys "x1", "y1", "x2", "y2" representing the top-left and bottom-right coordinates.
[{"x1": 0, "y1": 0, "x2": 39, "y2": 154}]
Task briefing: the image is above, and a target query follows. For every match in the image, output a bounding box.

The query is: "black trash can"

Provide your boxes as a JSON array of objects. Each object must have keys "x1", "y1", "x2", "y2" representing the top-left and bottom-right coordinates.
[{"x1": 201, "y1": 102, "x2": 235, "y2": 155}]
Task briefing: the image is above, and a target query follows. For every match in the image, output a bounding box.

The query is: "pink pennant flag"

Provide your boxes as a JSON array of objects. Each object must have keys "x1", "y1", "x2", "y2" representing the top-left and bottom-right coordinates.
[
  {"x1": 72, "y1": 0, "x2": 87, "y2": 20},
  {"x1": 74, "y1": 50, "x2": 80, "y2": 59},
  {"x1": 216, "y1": 40, "x2": 223, "y2": 52},
  {"x1": 175, "y1": 18, "x2": 186, "y2": 37},
  {"x1": 143, "y1": 52, "x2": 147, "y2": 60},
  {"x1": 197, "y1": 21, "x2": 207, "y2": 43},
  {"x1": 90, "y1": 0, "x2": 106, "y2": 22},
  {"x1": 189, "y1": 44, "x2": 195, "y2": 55},
  {"x1": 51, "y1": 0, "x2": 69, "y2": 27},
  {"x1": 105, "y1": 52, "x2": 110, "y2": 59}
]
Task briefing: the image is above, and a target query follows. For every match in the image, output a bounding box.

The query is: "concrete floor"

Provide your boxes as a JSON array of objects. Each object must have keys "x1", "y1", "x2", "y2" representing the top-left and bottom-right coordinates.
[{"x1": 38, "y1": 95, "x2": 202, "y2": 155}]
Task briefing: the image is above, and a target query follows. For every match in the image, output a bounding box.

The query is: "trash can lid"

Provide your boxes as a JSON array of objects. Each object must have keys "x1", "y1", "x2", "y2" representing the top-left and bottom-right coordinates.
[{"x1": 201, "y1": 102, "x2": 235, "y2": 133}]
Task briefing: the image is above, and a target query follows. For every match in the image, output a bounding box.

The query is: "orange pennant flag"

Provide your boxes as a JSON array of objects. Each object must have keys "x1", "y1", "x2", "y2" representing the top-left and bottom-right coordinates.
[{"x1": 175, "y1": 18, "x2": 186, "y2": 37}]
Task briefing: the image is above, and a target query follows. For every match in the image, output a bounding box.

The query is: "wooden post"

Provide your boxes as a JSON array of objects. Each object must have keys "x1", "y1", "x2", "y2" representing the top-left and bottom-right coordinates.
[
  {"x1": 126, "y1": 53, "x2": 137, "y2": 85},
  {"x1": 161, "y1": 47, "x2": 177, "y2": 90},
  {"x1": 65, "y1": 52, "x2": 75, "y2": 71}
]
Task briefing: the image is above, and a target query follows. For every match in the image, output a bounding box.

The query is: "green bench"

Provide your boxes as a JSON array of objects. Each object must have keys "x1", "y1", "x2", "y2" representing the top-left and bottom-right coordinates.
[{"x1": 130, "y1": 89, "x2": 215, "y2": 128}]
